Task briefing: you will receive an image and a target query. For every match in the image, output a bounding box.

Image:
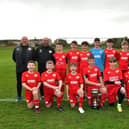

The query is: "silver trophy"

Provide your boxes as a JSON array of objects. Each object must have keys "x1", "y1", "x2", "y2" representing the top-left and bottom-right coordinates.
[{"x1": 91, "y1": 88, "x2": 99, "y2": 109}]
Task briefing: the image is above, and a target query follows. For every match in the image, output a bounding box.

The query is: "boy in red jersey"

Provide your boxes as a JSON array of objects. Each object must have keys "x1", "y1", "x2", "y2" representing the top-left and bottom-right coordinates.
[
  {"x1": 118, "y1": 40, "x2": 129, "y2": 76},
  {"x1": 104, "y1": 57, "x2": 126, "y2": 112},
  {"x1": 83, "y1": 55, "x2": 106, "y2": 108},
  {"x1": 22, "y1": 60, "x2": 41, "y2": 113},
  {"x1": 104, "y1": 39, "x2": 118, "y2": 69},
  {"x1": 65, "y1": 62, "x2": 85, "y2": 114},
  {"x1": 67, "y1": 41, "x2": 80, "y2": 73},
  {"x1": 53, "y1": 42, "x2": 67, "y2": 98},
  {"x1": 80, "y1": 41, "x2": 92, "y2": 74},
  {"x1": 41, "y1": 60, "x2": 64, "y2": 112}
]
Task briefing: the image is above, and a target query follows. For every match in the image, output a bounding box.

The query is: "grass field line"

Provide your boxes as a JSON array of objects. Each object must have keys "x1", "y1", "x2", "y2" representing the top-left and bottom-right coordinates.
[{"x1": 0, "y1": 98, "x2": 127, "y2": 102}]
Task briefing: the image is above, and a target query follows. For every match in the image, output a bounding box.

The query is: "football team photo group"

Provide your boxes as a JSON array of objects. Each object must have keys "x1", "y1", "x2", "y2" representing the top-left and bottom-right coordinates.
[{"x1": 12, "y1": 36, "x2": 129, "y2": 115}]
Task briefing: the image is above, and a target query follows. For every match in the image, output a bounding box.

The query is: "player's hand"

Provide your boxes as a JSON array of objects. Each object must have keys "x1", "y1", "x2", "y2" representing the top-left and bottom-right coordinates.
[
  {"x1": 100, "y1": 87, "x2": 107, "y2": 93},
  {"x1": 55, "y1": 89, "x2": 62, "y2": 97},
  {"x1": 115, "y1": 81, "x2": 121, "y2": 85}
]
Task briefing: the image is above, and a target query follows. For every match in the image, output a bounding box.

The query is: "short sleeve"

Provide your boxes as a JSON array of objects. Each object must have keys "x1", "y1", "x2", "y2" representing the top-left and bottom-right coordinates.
[
  {"x1": 41, "y1": 73, "x2": 46, "y2": 82},
  {"x1": 22, "y1": 72, "x2": 26, "y2": 83}
]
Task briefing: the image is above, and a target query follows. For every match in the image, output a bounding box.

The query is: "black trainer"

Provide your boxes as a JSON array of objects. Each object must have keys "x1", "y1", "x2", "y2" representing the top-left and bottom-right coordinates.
[{"x1": 57, "y1": 107, "x2": 64, "y2": 112}]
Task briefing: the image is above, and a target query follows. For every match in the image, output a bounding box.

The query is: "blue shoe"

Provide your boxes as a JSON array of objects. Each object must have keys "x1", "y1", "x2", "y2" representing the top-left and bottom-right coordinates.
[{"x1": 16, "y1": 96, "x2": 22, "y2": 102}]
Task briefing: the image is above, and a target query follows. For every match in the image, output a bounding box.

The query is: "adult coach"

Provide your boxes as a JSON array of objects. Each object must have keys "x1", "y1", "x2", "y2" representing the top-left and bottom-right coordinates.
[
  {"x1": 12, "y1": 36, "x2": 35, "y2": 102},
  {"x1": 35, "y1": 37, "x2": 55, "y2": 98},
  {"x1": 90, "y1": 38, "x2": 105, "y2": 74}
]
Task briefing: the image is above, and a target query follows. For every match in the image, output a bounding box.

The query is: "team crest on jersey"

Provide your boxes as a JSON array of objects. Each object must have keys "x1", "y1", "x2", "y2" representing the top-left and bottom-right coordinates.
[
  {"x1": 62, "y1": 55, "x2": 65, "y2": 58},
  {"x1": 34, "y1": 74, "x2": 38, "y2": 77},
  {"x1": 76, "y1": 76, "x2": 80, "y2": 79},
  {"x1": 59, "y1": 58, "x2": 62, "y2": 61},
  {"x1": 94, "y1": 68, "x2": 98, "y2": 72},
  {"x1": 126, "y1": 75, "x2": 128, "y2": 78},
  {"x1": 87, "y1": 53, "x2": 90, "y2": 56},
  {"x1": 49, "y1": 50, "x2": 52, "y2": 54},
  {"x1": 45, "y1": 74, "x2": 48, "y2": 77},
  {"x1": 88, "y1": 70, "x2": 90, "y2": 73},
  {"x1": 116, "y1": 70, "x2": 119, "y2": 73},
  {"x1": 127, "y1": 53, "x2": 129, "y2": 56},
  {"x1": 76, "y1": 52, "x2": 79, "y2": 54},
  {"x1": 39, "y1": 49, "x2": 42, "y2": 53},
  {"x1": 16, "y1": 48, "x2": 20, "y2": 51},
  {"x1": 113, "y1": 50, "x2": 115, "y2": 53},
  {"x1": 53, "y1": 74, "x2": 56, "y2": 77},
  {"x1": 28, "y1": 47, "x2": 32, "y2": 51},
  {"x1": 70, "y1": 99, "x2": 73, "y2": 102},
  {"x1": 69, "y1": 76, "x2": 71, "y2": 79},
  {"x1": 108, "y1": 71, "x2": 110, "y2": 74},
  {"x1": 26, "y1": 74, "x2": 29, "y2": 77},
  {"x1": 80, "y1": 54, "x2": 82, "y2": 56}
]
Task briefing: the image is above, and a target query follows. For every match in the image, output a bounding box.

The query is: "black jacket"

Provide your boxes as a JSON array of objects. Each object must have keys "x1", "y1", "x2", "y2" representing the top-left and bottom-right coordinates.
[
  {"x1": 12, "y1": 44, "x2": 35, "y2": 73},
  {"x1": 35, "y1": 46, "x2": 55, "y2": 73}
]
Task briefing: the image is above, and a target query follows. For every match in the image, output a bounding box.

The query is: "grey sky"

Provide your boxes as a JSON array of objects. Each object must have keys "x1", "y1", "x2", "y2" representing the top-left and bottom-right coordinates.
[{"x1": 0, "y1": 0, "x2": 128, "y2": 41}]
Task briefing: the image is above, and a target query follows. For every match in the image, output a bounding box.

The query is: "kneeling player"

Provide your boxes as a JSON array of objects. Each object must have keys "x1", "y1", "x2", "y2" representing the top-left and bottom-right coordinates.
[
  {"x1": 22, "y1": 60, "x2": 41, "y2": 113},
  {"x1": 104, "y1": 57, "x2": 126, "y2": 112},
  {"x1": 41, "y1": 60, "x2": 64, "y2": 112},
  {"x1": 83, "y1": 55, "x2": 107, "y2": 108},
  {"x1": 65, "y1": 63, "x2": 85, "y2": 114}
]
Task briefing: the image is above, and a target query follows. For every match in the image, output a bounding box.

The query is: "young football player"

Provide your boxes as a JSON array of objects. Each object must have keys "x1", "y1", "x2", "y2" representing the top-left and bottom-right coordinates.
[
  {"x1": 22, "y1": 60, "x2": 41, "y2": 113},
  {"x1": 53, "y1": 42, "x2": 67, "y2": 100},
  {"x1": 80, "y1": 41, "x2": 92, "y2": 74},
  {"x1": 41, "y1": 60, "x2": 64, "y2": 112},
  {"x1": 104, "y1": 39, "x2": 118, "y2": 69},
  {"x1": 66, "y1": 41, "x2": 80, "y2": 73},
  {"x1": 65, "y1": 63, "x2": 85, "y2": 114},
  {"x1": 118, "y1": 40, "x2": 129, "y2": 76},
  {"x1": 90, "y1": 38, "x2": 105, "y2": 75},
  {"x1": 104, "y1": 57, "x2": 126, "y2": 112},
  {"x1": 83, "y1": 55, "x2": 106, "y2": 108}
]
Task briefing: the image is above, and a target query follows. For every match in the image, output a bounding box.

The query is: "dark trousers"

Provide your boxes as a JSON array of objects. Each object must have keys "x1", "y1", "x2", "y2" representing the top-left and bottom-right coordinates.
[
  {"x1": 16, "y1": 72, "x2": 22, "y2": 97},
  {"x1": 39, "y1": 72, "x2": 44, "y2": 97}
]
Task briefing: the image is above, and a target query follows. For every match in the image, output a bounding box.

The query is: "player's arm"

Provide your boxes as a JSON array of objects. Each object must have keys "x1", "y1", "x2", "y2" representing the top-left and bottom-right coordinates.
[
  {"x1": 22, "y1": 82, "x2": 32, "y2": 91},
  {"x1": 37, "y1": 82, "x2": 41, "y2": 89},
  {"x1": 84, "y1": 75, "x2": 101, "y2": 86},
  {"x1": 43, "y1": 81, "x2": 58, "y2": 90},
  {"x1": 99, "y1": 76, "x2": 105, "y2": 88},
  {"x1": 58, "y1": 80, "x2": 63, "y2": 91},
  {"x1": 66, "y1": 84, "x2": 69, "y2": 100}
]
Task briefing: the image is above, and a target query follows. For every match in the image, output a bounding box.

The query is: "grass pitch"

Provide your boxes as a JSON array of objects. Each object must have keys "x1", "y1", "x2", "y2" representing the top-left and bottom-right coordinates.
[{"x1": 0, "y1": 46, "x2": 129, "y2": 129}]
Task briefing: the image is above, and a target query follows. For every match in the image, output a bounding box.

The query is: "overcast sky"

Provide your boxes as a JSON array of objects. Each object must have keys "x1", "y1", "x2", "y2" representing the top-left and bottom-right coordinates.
[{"x1": 0, "y1": 0, "x2": 129, "y2": 43}]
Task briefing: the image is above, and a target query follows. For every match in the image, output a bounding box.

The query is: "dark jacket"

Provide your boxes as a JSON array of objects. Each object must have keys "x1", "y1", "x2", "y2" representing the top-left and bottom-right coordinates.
[
  {"x1": 35, "y1": 46, "x2": 55, "y2": 73},
  {"x1": 12, "y1": 44, "x2": 35, "y2": 73}
]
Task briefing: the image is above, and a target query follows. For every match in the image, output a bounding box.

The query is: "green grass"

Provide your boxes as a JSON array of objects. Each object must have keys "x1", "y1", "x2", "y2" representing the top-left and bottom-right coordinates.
[{"x1": 0, "y1": 46, "x2": 129, "y2": 129}]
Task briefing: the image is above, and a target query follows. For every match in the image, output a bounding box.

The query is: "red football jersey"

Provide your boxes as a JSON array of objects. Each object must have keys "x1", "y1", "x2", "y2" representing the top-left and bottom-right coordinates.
[
  {"x1": 118, "y1": 50, "x2": 129, "y2": 70},
  {"x1": 124, "y1": 71, "x2": 129, "y2": 85},
  {"x1": 66, "y1": 50, "x2": 80, "y2": 72},
  {"x1": 65, "y1": 73, "x2": 83, "y2": 91},
  {"x1": 104, "y1": 67, "x2": 123, "y2": 82},
  {"x1": 53, "y1": 52, "x2": 67, "y2": 70},
  {"x1": 80, "y1": 51, "x2": 92, "y2": 74},
  {"x1": 104, "y1": 48, "x2": 118, "y2": 69},
  {"x1": 22, "y1": 71, "x2": 40, "y2": 88},
  {"x1": 83, "y1": 66, "x2": 101, "y2": 84},
  {"x1": 41, "y1": 71, "x2": 61, "y2": 87}
]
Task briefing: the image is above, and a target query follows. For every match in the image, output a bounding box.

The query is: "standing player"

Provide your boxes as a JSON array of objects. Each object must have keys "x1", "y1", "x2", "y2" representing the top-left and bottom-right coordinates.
[
  {"x1": 83, "y1": 55, "x2": 106, "y2": 107},
  {"x1": 80, "y1": 41, "x2": 92, "y2": 74},
  {"x1": 90, "y1": 38, "x2": 105, "y2": 74},
  {"x1": 53, "y1": 42, "x2": 67, "y2": 100},
  {"x1": 22, "y1": 60, "x2": 41, "y2": 113},
  {"x1": 104, "y1": 39, "x2": 118, "y2": 69},
  {"x1": 41, "y1": 60, "x2": 64, "y2": 112},
  {"x1": 118, "y1": 40, "x2": 129, "y2": 76},
  {"x1": 65, "y1": 63, "x2": 85, "y2": 114},
  {"x1": 67, "y1": 41, "x2": 80, "y2": 73},
  {"x1": 104, "y1": 57, "x2": 126, "y2": 112}
]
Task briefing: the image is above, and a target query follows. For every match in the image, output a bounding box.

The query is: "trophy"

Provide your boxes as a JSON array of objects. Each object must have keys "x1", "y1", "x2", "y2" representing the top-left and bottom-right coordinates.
[{"x1": 91, "y1": 88, "x2": 99, "y2": 109}]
